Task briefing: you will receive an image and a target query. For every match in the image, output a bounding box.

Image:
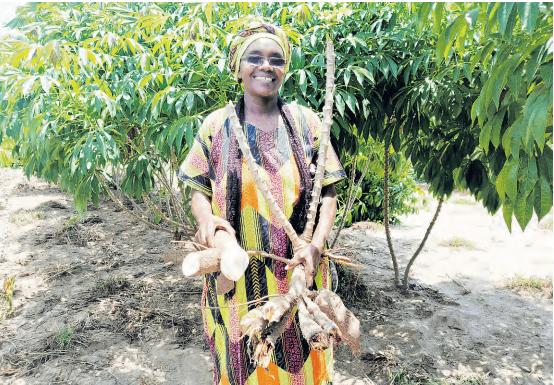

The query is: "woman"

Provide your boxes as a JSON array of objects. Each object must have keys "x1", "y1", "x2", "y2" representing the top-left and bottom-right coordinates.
[{"x1": 178, "y1": 22, "x2": 346, "y2": 385}]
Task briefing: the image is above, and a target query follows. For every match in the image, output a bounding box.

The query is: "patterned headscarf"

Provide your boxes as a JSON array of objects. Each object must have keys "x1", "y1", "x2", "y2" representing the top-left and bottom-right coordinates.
[{"x1": 228, "y1": 22, "x2": 292, "y2": 82}]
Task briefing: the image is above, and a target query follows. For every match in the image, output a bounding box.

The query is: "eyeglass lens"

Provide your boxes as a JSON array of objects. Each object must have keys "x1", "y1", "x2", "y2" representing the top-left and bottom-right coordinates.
[{"x1": 245, "y1": 55, "x2": 286, "y2": 67}]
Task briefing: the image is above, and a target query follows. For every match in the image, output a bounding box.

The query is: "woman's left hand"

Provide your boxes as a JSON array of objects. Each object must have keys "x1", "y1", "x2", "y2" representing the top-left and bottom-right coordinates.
[{"x1": 285, "y1": 242, "x2": 322, "y2": 288}]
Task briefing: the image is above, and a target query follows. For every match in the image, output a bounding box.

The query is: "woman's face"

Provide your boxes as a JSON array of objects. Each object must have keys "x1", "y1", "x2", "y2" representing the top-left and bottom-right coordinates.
[{"x1": 237, "y1": 38, "x2": 286, "y2": 99}]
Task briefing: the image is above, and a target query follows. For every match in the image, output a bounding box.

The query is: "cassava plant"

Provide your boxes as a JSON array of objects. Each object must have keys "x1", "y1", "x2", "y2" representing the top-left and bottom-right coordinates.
[{"x1": 180, "y1": 40, "x2": 361, "y2": 368}]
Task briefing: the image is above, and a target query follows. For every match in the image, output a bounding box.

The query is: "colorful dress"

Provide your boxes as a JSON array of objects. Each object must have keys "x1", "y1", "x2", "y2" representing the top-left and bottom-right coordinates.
[{"x1": 178, "y1": 102, "x2": 346, "y2": 385}]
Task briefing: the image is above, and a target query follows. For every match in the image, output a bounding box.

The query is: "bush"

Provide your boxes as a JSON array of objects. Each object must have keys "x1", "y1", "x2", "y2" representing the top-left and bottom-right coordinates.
[{"x1": 336, "y1": 151, "x2": 421, "y2": 227}]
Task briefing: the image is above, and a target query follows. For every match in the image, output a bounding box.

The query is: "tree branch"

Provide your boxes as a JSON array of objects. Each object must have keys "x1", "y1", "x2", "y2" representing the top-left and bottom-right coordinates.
[
  {"x1": 96, "y1": 173, "x2": 173, "y2": 234},
  {"x1": 142, "y1": 193, "x2": 193, "y2": 233}
]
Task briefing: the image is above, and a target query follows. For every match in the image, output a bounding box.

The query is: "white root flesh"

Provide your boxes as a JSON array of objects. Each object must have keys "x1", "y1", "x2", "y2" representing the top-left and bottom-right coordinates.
[{"x1": 181, "y1": 230, "x2": 248, "y2": 281}]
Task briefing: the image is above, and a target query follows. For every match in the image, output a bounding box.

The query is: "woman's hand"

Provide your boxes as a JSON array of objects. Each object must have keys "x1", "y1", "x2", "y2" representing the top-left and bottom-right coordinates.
[
  {"x1": 195, "y1": 215, "x2": 236, "y2": 248},
  {"x1": 285, "y1": 242, "x2": 322, "y2": 288},
  {"x1": 191, "y1": 189, "x2": 235, "y2": 248}
]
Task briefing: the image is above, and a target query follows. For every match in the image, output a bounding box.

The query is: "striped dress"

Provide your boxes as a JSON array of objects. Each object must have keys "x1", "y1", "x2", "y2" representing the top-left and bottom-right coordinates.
[{"x1": 178, "y1": 102, "x2": 346, "y2": 385}]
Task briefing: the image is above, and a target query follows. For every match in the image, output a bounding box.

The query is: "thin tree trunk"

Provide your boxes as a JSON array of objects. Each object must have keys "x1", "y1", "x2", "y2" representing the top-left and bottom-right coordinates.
[
  {"x1": 383, "y1": 145, "x2": 400, "y2": 286},
  {"x1": 330, "y1": 151, "x2": 373, "y2": 249},
  {"x1": 402, "y1": 197, "x2": 444, "y2": 290}
]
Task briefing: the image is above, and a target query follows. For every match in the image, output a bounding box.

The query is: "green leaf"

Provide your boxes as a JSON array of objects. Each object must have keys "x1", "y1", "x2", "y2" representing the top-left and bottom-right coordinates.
[
  {"x1": 96, "y1": 133, "x2": 106, "y2": 161},
  {"x1": 517, "y1": 155, "x2": 536, "y2": 199},
  {"x1": 305, "y1": 70, "x2": 318, "y2": 91},
  {"x1": 433, "y1": 2, "x2": 445, "y2": 34},
  {"x1": 353, "y1": 68, "x2": 364, "y2": 87},
  {"x1": 514, "y1": 191, "x2": 534, "y2": 230},
  {"x1": 502, "y1": 198, "x2": 513, "y2": 232},
  {"x1": 541, "y1": 62, "x2": 553, "y2": 90},
  {"x1": 496, "y1": 156, "x2": 518, "y2": 201},
  {"x1": 22, "y1": 77, "x2": 37, "y2": 97},
  {"x1": 506, "y1": 61, "x2": 524, "y2": 98},
  {"x1": 412, "y1": 55, "x2": 424, "y2": 77},
  {"x1": 502, "y1": 115, "x2": 525, "y2": 159},
  {"x1": 344, "y1": 68, "x2": 351, "y2": 87},
  {"x1": 334, "y1": 93, "x2": 345, "y2": 117},
  {"x1": 517, "y1": 2, "x2": 540, "y2": 36},
  {"x1": 534, "y1": 177, "x2": 553, "y2": 221},
  {"x1": 175, "y1": 95, "x2": 185, "y2": 115},
  {"x1": 479, "y1": 116, "x2": 493, "y2": 152},
  {"x1": 384, "y1": 56, "x2": 397, "y2": 79},
  {"x1": 491, "y1": 107, "x2": 507, "y2": 147},
  {"x1": 465, "y1": 7, "x2": 480, "y2": 26},
  {"x1": 340, "y1": 91, "x2": 357, "y2": 114},
  {"x1": 527, "y1": 91, "x2": 550, "y2": 152},
  {"x1": 185, "y1": 121, "x2": 194, "y2": 149},
  {"x1": 40, "y1": 76, "x2": 52, "y2": 94},
  {"x1": 297, "y1": 70, "x2": 307, "y2": 96},
  {"x1": 537, "y1": 145, "x2": 553, "y2": 184},
  {"x1": 526, "y1": 46, "x2": 544, "y2": 85},
  {"x1": 357, "y1": 67, "x2": 375, "y2": 85},
  {"x1": 291, "y1": 47, "x2": 302, "y2": 69},
  {"x1": 497, "y1": 2, "x2": 514, "y2": 35},
  {"x1": 185, "y1": 93, "x2": 194, "y2": 112}
]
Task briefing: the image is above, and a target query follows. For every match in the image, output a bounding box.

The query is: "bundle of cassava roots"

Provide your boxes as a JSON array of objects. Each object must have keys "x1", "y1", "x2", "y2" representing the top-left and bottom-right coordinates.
[{"x1": 179, "y1": 40, "x2": 360, "y2": 368}]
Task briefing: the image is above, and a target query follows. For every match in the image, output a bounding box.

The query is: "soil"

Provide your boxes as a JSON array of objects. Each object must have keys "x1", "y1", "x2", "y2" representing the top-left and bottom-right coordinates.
[{"x1": 0, "y1": 167, "x2": 552, "y2": 385}]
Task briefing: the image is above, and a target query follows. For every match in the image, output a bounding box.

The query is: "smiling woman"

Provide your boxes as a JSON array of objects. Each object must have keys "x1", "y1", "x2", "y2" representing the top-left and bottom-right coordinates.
[{"x1": 178, "y1": 22, "x2": 346, "y2": 385}]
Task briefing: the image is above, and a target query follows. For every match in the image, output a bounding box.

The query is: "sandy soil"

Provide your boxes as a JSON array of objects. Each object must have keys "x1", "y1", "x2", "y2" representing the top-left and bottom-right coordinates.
[{"x1": 0, "y1": 167, "x2": 552, "y2": 385}]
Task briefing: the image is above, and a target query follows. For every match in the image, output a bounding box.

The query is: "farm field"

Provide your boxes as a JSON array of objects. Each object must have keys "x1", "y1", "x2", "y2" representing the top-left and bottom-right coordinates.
[{"x1": 0, "y1": 167, "x2": 552, "y2": 385}]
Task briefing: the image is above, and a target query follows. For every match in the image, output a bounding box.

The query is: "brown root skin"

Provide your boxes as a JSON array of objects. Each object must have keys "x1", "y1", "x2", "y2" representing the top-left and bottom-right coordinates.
[
  {"x1": 313, "y1": 289, "x2": 360, "y2": 354},
  {"x1": 240, "y1": 307, "x2": 268, "y2": 340},
  {"x1": 260, "y1": 294, "x2": 295, "y2": 324},
  {"x1": 309, "y1": 331, "x2": 330, "y2": 351},
  {"x1": 289, "y1": 265, "x2": 307, "y2": 297},
  {"x1": 297, "y1": 298, "x2": 328, "y2": 350},
  {"x1": 254, "y1": 308, "x2": 293, "y2": 368},
  {"x1": 302, "y1": 294, "x2": 342, "y2": 345},
  {"x1": 216, "y1": 274, "x2": 235, "y2": 296}
]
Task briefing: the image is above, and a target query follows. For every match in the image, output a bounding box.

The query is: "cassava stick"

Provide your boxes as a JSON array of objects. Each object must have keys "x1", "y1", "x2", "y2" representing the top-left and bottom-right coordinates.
[
  {"x1": 226, "y1": 102, "x2": 304, "y2": 253},
  {"x1": 301, "y1": 39, "x2": 336, "y2": 243}
]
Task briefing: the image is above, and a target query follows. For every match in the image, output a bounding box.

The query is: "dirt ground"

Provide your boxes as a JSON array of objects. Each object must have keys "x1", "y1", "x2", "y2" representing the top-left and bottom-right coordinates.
[{"x1": 0, "y1": 167, "x2": 552, "y2": 385}]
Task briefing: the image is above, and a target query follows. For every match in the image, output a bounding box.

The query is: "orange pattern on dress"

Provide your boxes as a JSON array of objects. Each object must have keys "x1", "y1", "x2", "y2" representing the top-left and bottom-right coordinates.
[{"x1": 310, "y1": 350, "x2": 329, "y2": 385}]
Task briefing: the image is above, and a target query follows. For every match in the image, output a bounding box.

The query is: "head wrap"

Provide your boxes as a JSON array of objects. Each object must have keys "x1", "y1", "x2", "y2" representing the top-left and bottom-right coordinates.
[{"x1": 228, "y1": 22, "x2": 292, "y2": 82}]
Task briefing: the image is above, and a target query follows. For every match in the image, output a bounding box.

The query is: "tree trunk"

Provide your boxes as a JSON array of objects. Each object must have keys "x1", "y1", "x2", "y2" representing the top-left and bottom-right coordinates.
[
  {"x1": 383, "y1": 145, "x2": 400, "y2": 286},
  {"x1": 402, "y1": 197, "x2": 444, "y2": 290}
]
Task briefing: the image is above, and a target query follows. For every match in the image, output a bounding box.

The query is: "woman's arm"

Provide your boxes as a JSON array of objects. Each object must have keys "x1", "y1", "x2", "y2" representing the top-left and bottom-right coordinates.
[
  {"x1": 286, "y1": 183, "x2": 338, "y2": 287},
  {"x1": 310, "y1": 183, "x2": 338, "y2": 254},
  {"x1": 191, "y1": 189, "x2": 235, "y2": 248}
]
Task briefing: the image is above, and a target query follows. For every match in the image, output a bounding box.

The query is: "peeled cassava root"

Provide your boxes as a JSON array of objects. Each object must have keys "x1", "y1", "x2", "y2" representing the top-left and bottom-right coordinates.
[
  {"x1": 180, "y1": 39, "x2": 361, "y2": 369},
  {"x1": 181, "y1": 230, "x2": 249, "y2": 282}
]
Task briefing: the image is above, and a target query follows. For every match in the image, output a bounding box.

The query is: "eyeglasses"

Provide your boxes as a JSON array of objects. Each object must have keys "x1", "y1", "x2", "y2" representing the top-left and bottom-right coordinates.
[{"x1": 241, "y1": 55, "x2": 286, "y2": 68}]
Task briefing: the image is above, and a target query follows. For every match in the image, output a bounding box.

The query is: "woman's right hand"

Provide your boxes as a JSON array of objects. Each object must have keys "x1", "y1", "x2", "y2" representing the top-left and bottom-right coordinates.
[
  {"x1": 195, "y1": 215, "x2": 236, "y2": 248},
  {"x1": 191, "y1": 189, "x2": 236, "y2": 248}
]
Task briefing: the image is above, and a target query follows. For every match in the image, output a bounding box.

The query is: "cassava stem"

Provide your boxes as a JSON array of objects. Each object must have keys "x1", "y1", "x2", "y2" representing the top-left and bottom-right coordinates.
[
  {"x1": 301, "y1": 39, "x2": 336, "y2": 243},
  {"x1": 226, "y1": 102, "x2": 303, "y2": 252}
]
